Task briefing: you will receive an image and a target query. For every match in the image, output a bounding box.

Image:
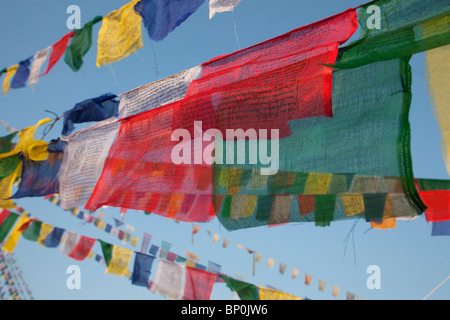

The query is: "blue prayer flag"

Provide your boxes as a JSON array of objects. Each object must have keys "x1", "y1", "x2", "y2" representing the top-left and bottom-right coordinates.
[
  {"x1": 134, "y1": 0, "x2": 205, "y2": 41},
  {"x1": 131, "y1": 252, "x2": 155, "y2": 287},
  {"x1": 11, "y1": 58, "x2": 32, "y2": 89}
]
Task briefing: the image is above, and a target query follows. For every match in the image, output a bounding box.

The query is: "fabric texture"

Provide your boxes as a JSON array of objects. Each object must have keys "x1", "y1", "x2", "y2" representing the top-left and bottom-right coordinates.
[
  {"x1": 62, "y1": 94, "x2": 119, "y2": 136},
  {"x1": 12, "y1": 139, "x2": 66, "y2": 199},
  {"x1": 209, "y1": 0, "x2": 243, "y2": 19},
  {"x1": 41, "y1": 31, "x2": 75, "y2": 76},
  {"x1": 425, "y1": 45, "x2": 450, "y2": 176},
  {"x1": 105, "y1": 245, "x2": 133, "y2": 276},
  {"x1": 28, "y1": 47, "x2": 51, "y2": 87},
  {"x1": 220, "y1": 276, "x2": 259, "y2": 300},
  {"x1": 213, "y1": 56, "x2": 425, "y2": 230},
  {"x1": 10, "y1": 58, "x2": 32, "y2": 89},
  {"x1": 0, "y1": 212, "x2": 18, "y2": 243},
  {"x1": 151, "y1": 259, "x2": 186, "y2": 300},
  {"x1": 184, "y1": 267, "x2": 216, "y2": 300},
  {"x1": 335, "y1": 0, "x2": 450, "y2": 69},
  {"x1": 0, "y1": 119, "x2": 51, "y2": 209},
  {"x1": 2, "y1": 216, "x2": 30, "y2": 253},
  {"x1": 258, "y1": 287, "x2": 301, "y2": 300},
  {"x1": 131, "y1": 252, "x2": 155, "y2": 287},
  {"x1": 65, "y1": 16, "x2": 103, "y2": 72},
  {"x1": 68, "y1": 236, "x2": 96, "y2": 261},
  {"x1": 96, "y1": 0, "x2": 143, "y2": 67},
  {"x1": 134, "y1": 0, "x2": 205, "y2": 41},
  {"x1": 2, "y1": 65, "x2": 19, "y2": 96},
  {"x1": 85, "y1": 9, "x2": 358, "y2": 223}
]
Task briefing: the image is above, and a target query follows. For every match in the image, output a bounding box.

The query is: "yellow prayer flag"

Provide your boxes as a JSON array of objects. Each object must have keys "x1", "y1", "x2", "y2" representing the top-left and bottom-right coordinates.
[
  {"x1": 2, "y1": 65, "x2": 19, "y2": 96},
  {"x1": 259, "y1": 287, "x2": 301, "y2": 300},
  {"x1": 106, "y1": 246, "x2": 133, "y2": 276},
  {"x1": 96, "y1": 0, "x2": 143, "y2": 67},
  {"x1": 2, "y1": 216, "x2": 30, "y2": 253},
  {"x1": 130, "y1": 236, "x2": 139, "y2": 247}
]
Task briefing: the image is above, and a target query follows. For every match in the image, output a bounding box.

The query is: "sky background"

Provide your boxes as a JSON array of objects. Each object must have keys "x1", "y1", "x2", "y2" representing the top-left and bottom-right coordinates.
[{"x1": 0, "y1": 0, "x2": 449, "y2": 300}]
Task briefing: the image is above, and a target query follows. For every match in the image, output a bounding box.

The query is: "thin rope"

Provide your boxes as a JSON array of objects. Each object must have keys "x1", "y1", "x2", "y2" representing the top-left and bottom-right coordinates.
[{"x1": 422, "y1": 275, "x2": 450, "y2": 300}]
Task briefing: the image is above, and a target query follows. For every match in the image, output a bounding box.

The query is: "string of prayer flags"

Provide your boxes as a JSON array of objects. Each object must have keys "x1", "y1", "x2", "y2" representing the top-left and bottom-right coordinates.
[
  {"x1": 84, "y1": 9, "x2": 359, "y2": 221},
  {"x1": 10, "y1": 58, "x2": 31, "y2": 90},
  {"x1": 425, "y1": 45, "x2": 450, "y2": 176},
  {"x1": 96, "y1": 0, "x2": 143, "y2": 67},
  {"x1": 2, "y1": 65, "x2": 19, "y2": 96},
  {"x1": 134, "y1": 0, "x2": 205, "y2": 42},
  {"x1": 28, "y1": 47, "x2": 50, "y2": 87},
  {"x1": 64, "y1": 16, "x2": 103, "y2": 72},
  {"x1": 0, "y1": 119, "x2": 51, "y2": 209},
  {"x1": 335, "y1": 0, "x2": 450, "y2": 69},
  {"x1": 61, "y1": 94, "x2": 120, "y2": 136},
  {"x1": 209, "y1": 0, "x2": 243, "y2": 19},
  {"x1": 40, "y1": 31, "x2": 75, "y2": 76}
]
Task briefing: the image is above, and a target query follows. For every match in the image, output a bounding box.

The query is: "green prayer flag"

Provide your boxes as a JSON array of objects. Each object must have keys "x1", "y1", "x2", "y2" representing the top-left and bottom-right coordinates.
[
  {"x1": 220, "y1": 276, "x2": 260, "y2": 300},
  {"x1": 98, "y1": 239, "x2": 113, "y2": 266},
  {"x1": 0, "y1": 155, "x2": 21, "y2": 180},
  {"x1": 22, "y1": 220, "x2": 42, "y2": 242},
  {"x1": 0, "y1": 213, "x2": 19, "y2": 243},
  {"x1": 417, "y1": 179, "x2": 450, "y2": 191},
  {"x1": 64, "y1": 16, "x2": 103, "y2": 72},
  {"x1": 0, "y1": 132, "x2": 17, "y2": 154},
  {"x1": 335, "y1": 0, "x2": 450, "y2": 69},
  {"x1": 314, "y1": 194, "x2": 337, "y2": 227}
]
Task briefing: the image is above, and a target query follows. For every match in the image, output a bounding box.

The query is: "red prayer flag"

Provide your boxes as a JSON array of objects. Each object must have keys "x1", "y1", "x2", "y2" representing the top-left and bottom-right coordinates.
[
  {"x1": 420, "y1": 191, "x2": 450, "y2": 222},
  {"x1": 68, "y1": 235, "x2": 96, "y2": 261},
  {"x1": 85, "y1": 9, "x2": 358, "y2": 221},
  {"x1": 184, "y1": 267, "x2": 216, "y2": 300},
  {"x1": 41, "y1": 31, "x2": 75, "y2": 76}
]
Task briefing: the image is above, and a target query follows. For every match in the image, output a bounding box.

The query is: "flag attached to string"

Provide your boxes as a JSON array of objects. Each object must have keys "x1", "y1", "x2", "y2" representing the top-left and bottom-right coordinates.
[
  {"x1": 151, "y1": 259, "x2": 186, "y2": 300},
  {"x1": 10, "y1": 58, "x2": 32, "y2": 90},
  {"x1": 131, "y1": 252, "x2": 155, "y2": 287},
  {"x1": 99, "y1": 240, "x2": 133, "y2": 276},
  {"x1": 209, "y1": 0, "x2": 243, "y2": 19},
  {"x1": 2, "y1": 65, "x2": 19, "y2": 96},
  {"x1": 184, "y1": 267, "x2": 216, "y2": 300},
  {"x1": 41, "y1": 31, "x2": 75, "y2": 76},
  {"x1": 96, "y1": 0, "x2": 143, "y2": 67},
  {"x1": 65, "y1": 16, "x2": 103, "y2": 72},
  {"x1": 2, "y1": 216, "x2": 30, "y2": 253},
  {"x1": 134, "y1": 0, "x2": 205, "y2": 41}
]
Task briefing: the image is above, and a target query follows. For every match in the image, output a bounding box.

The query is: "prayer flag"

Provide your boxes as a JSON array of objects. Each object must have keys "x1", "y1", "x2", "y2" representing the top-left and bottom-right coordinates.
[
  {"x1": 131, "y1": 252, "x2": 155, "y2": 287},
  {"x1": 2, "y1": 216, "x2": 30, "y2": 253},
  {"x1": 184, "y1": 267, "x2": 216, "y2": 300},
  {"x1": 68, "y1": 236, "x2": 96, "y2": 261},
  {"x1": 151, "y1": 259, "x2": 186, "y2": 300},
  {"x1": 10, "y1": 58, "x2": 31, "y2": 89},
  {"x1": 65, "y1": 16, "x2": 103, "y2": 72},
  {"x1": 96, "y1": 0, "x2": 143, "y2": 67},
  {"x1": 2, "y1": 65, "x2": 19, "y2": 96},
  {"x1": 209, "y1": 0, "x2": 243, "y2": 19},
  {"x1": 41, "y1": 31, "x2": 75, "y2": 76},
  {"x1": 29, "y1": 47, "x2": 50, "y2": 87}
]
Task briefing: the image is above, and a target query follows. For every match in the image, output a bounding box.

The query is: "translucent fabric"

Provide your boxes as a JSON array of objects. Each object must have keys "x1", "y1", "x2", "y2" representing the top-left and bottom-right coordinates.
[
  {"x1": 184, "y1": 266, "x2": 216, "y2": 300},
  {"x1": 151, "y1": 259, "x2": 186, "y2": 300},
  {"x1": 96, "y1": 0, "x2": 143, "y2": 67},
  {"x1": 64, "y1": 16, "x2": 103, "y2": 72},
  {"x1": 41, "y1": 31, "x2": 75, "y2": 76},
  {"x1": 85, "y1": 9, "x2": 359, "y2": 222},
  {"x1": 28, "y1": 47, "x2": 50, "y2": 87},
  {"x1": 134, "y1": 0, "x2": 205, "y2": 41},
  {"x1": 425, "y1": 45, "x2": 450, "y2": 176},
  {"x1": 2, "y1": 65, "x2": 19, "y2": 96},
  {"x1": 209, "y1": 0, "x2": 243, "y2": 19},
  {"x1": 62, "y1": 94, "x2": 119, "y2": 136},
  {"x1": 12, "y1": 140, "x2": 66, "y2": 199},
  {"x1": 335, "y1": 0, "x2": 450, "y2": 69},
  {"x1": 214, "y1": 58, "x2": 426, "y2": 230},
  {"x1": 10, "y1": 58, "x2": 31, "y2": 89},
  {"x1": 0, "y1": 119, "x2": 51, "y2": 209}
]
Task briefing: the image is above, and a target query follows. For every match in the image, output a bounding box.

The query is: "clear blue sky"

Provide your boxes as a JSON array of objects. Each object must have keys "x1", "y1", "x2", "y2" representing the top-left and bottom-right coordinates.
[{"x1": 0, "y1": 0, "x2": 449, "y2": 300}]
